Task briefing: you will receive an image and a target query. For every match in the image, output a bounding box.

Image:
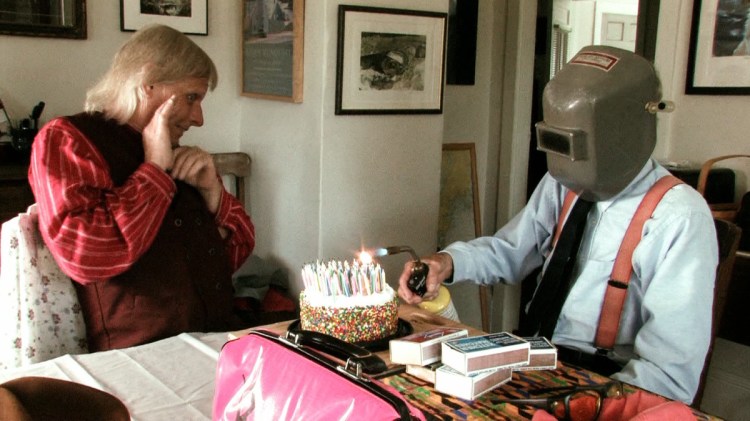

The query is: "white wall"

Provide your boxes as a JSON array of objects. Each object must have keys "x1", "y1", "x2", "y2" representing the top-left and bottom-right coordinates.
[
  {"x1": 0, "y1": 1, "x2": 448, "y2": 303},
  {"x1": 441, "y1": 1, "x2": 505, "y2": 329},
  {"x1": 0, "y1": 1, "x2": 118, "y2": 131},
  {"x1": 0, "y1": 2, "x2": 244, "y2": 152},
  {"x1": 242, "y1": 0, "x2": 451, "y2": 299},
  {"x1": 268, "y1": 0, "x2": 448, "y2": 299}
]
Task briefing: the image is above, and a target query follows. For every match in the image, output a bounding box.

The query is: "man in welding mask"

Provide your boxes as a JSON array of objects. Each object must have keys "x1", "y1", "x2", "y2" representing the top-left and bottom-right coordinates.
[{"x1": 398, "y1": 46, "x2": 717, "y2": 404}]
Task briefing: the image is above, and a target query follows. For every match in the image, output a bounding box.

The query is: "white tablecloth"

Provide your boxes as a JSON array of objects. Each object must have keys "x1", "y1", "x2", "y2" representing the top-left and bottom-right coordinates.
[{"x1": 0, "y1": 332, "x2": 230, "y2": 421}]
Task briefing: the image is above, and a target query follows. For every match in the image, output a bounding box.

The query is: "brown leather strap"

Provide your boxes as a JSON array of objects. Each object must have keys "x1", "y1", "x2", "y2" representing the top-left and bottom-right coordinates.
[{"x1": 594, "y1": 175, "x2": 684, "y2": 350}]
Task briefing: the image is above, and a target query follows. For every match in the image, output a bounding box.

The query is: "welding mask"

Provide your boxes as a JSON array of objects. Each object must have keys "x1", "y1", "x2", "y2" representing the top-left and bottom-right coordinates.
[{"x1": 536, "y1": 46, "x2": 662, "y2": 201}]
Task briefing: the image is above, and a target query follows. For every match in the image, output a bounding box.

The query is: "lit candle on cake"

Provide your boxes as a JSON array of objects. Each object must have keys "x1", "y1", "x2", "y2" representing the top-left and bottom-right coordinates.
[{"x1": 300, "y1": 255, "x2": 386, "y2": 298}]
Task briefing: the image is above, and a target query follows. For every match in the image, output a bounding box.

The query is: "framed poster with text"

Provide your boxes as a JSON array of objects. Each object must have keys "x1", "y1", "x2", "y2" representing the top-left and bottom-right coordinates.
[{"x1": 241, "y1": 0, "x2": 304, "y2": 102}]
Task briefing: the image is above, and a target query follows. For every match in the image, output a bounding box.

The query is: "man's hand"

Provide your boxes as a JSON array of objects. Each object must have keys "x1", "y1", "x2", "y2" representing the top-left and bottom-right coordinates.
[
  {"x1": 172, "y1": 146, "x2": 223, "y2": 213},
  {"x1": 398, "y1": 252, "x2": 454, "y2": 304}
]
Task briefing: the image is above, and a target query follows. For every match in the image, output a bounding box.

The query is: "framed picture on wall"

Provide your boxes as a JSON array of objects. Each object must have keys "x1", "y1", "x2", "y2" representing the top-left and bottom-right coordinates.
[
  {"x1": 241, "y1": 0, "x2": 304, "y2": 103},
  {"x1": 335, "y1": 5, "x2": 447, "y2": 115},
  {"x1": 121, "y1": 0, "x2": 208, "y2": 35},
  {"x1": 686, "y1": 0, "x2": 750, "y2": 95},
  {"x1": 0, "y1": 0, "x2": 87, "y2": 39},
  {"x1": 438, "y1": 143, "x2": 481, "y2": 249}
]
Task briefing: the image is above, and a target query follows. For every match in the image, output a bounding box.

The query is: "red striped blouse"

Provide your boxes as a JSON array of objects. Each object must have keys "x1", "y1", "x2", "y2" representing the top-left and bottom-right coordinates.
[{"x1": 28, "y1": 117, "x2": 255, "y2": 284}]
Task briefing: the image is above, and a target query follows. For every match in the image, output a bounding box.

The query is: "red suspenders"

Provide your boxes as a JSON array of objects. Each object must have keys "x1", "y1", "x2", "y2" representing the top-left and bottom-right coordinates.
[{"x1": 553, "y1": 175, "x2": 684, "y2": 351}]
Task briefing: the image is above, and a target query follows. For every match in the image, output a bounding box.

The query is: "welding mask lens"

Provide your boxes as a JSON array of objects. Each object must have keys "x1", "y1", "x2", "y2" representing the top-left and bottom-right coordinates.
[{"x1": 536, "y1": 122, "x2": 587, "y2": 161}]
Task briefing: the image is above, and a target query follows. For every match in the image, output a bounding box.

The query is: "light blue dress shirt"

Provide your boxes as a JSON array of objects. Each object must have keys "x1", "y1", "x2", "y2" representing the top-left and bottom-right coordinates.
[{"x1": 443, "y1": 159, "x2": 718, "y2": 403}]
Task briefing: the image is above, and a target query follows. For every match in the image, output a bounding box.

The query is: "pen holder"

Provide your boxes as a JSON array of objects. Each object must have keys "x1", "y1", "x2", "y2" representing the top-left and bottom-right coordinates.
[{"x1": 417, "y1": 285, "x2": 460, "y2": 322}]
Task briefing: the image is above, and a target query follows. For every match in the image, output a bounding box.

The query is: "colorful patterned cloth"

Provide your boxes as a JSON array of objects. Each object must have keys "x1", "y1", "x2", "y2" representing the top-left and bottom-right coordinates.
[{"x1": 383, "y1": 362, "x2": 719, "y2": 420}]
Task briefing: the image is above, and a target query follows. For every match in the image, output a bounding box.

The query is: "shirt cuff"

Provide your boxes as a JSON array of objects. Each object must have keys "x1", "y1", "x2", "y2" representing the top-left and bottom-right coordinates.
[
  {"x1": 438, "y1": 250, "x2": 456, "y2": 285},
  {"x1": 214, "y1": 189, "x2": 233, "y2": 224},
  {"x1": 139, "y1": 162, "x2": 176, "y2": 199}
]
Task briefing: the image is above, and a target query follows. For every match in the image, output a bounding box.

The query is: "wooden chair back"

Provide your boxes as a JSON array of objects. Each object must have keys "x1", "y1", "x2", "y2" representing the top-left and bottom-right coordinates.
[{"x1": 212, "y1": 152, "x2": 251, "y2": 206}]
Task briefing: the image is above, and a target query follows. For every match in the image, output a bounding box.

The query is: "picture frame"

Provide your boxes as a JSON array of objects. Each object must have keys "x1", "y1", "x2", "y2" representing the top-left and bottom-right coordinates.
[
  {"x1": 241, "y1": 0, "x2": 304, "y2": 103},
  {"x1": 438, "y1": 143, "x2": 490, "y2": 332},
  {"x1": 686, "y1": 0, "x2": 750, "y2": 95},
  {"x1": 120, "y1": 0, "x2": 208, "y2": 35},
  {"x1": 438, "y1": 143, "x2": 481, "y2": 250},
  {"x1": 335, "y1": 5, "x2": 447, "y2": 115},
  {"x1": 0, "y1": 0, "x2": 87, "y2": 39}
]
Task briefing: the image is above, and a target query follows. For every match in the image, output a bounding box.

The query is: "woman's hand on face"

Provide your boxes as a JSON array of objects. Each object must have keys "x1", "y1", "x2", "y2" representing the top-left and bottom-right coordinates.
[
  {"x1": 172, "y1": 146, "x2": 223, "y2": 213},
  {"x1": 142, "y1": 95, "x2": 177, "y2": 171}
]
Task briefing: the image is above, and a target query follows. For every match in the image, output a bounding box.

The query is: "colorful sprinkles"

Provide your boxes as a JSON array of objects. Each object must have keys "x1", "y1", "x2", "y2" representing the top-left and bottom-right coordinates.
[{"x1": 300, "y1": 292, "x2": 399, "y2": 343}]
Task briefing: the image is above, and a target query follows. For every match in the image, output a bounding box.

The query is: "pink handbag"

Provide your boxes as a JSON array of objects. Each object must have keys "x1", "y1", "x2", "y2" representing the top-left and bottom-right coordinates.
[{"x1": 212, "y1": 329, "x2": 426, "y2": 420}]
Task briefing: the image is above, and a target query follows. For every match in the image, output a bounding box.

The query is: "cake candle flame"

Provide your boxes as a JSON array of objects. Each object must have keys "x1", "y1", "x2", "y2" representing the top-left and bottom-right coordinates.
[{"x1": 359, "y1": 250, "x2": 374, "y2": 264}]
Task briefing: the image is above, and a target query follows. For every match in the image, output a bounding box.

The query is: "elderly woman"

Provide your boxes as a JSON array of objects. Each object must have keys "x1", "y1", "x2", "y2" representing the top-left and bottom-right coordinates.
[{"x1": 29, "y1": 24, "x2": 255, "y2": 351}]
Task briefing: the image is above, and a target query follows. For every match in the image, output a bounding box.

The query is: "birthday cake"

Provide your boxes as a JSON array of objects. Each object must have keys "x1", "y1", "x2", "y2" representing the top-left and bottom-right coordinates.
[{"x1": 299, "y1": 258, "x2": 399, "y2": 343}]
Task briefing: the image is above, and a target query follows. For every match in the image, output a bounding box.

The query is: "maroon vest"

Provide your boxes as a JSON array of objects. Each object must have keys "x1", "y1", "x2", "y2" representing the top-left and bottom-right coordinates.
[{"x1": 67, "y1": 113, "x2": 239, "y2": 351}]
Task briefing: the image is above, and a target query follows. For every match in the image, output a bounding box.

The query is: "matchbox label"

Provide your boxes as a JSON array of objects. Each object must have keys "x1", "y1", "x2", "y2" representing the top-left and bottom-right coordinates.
[{"x1": 569, "y1": 52, "x2": 619, "y2": 71}]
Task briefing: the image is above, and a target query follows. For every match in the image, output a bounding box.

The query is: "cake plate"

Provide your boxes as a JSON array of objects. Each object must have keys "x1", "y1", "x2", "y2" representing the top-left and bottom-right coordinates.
[{"x1": 286, "y1": 318, "x2": 413, "y2": 352}]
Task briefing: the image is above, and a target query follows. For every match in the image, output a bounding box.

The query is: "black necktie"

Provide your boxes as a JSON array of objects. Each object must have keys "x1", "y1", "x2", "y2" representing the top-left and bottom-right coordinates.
[{"x1": 521, "y1": 197, "x2": 594, "y2": 338}]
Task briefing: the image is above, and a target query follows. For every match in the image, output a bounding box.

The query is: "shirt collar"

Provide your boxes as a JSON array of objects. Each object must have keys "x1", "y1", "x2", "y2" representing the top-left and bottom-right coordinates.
[{"x1": 597, "y1": 159, "x2": 659, "y2": 210}]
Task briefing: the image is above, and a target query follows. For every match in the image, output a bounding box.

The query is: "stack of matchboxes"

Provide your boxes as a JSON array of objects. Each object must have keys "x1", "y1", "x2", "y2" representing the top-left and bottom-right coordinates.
[{"x1": 389, "y1": 329, "x2": 557, "y2": 400}]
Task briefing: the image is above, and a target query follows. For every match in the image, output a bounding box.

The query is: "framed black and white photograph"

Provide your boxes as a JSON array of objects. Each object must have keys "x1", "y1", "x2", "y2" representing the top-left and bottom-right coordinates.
[
  {"x1": 121, "y1": 0, "x2": 208, "y2": 35},
  {"x1": 335, "y1": 5, "x2": 447, "y2": 115},
  {"x1": 0, "y1": 0, "x2": 87, "y2": 39},
  {"x1": 686, "y1": 0, "x2": 750, "y2": 95},
  {"x1": 241, "y1": 0, "x2": 304, "y2": 103}
]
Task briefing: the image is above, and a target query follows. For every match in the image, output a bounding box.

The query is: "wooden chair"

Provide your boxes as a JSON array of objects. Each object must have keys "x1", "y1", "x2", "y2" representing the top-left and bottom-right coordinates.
[
  {"x1": 693, "y1": 218, "x2": 742, "y2": 408},
  {"x1": 212, "y1": 152, "x2": 252, "y2": 206}
]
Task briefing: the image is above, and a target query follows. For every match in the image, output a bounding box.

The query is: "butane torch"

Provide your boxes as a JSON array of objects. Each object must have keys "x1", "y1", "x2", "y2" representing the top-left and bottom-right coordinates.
[{"x1": 374, "y1": 246, "x2": 428, "y2": 296}]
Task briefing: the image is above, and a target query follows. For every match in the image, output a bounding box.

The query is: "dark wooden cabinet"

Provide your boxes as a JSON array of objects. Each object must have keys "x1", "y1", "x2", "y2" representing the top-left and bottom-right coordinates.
[{"x1": 0, "y1": 164, "x2": 34, "y2": 225}]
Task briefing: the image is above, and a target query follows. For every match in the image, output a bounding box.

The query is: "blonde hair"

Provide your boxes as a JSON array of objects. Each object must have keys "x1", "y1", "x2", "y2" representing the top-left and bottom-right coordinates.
[{"x1": 85, "y1": 24, "x2": 218, "y2": 124}]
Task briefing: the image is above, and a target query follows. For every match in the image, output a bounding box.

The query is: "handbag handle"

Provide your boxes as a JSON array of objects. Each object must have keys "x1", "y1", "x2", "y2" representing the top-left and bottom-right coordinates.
[{"x1": 285, "y1": 329, "x2": 388, "y2": 375}]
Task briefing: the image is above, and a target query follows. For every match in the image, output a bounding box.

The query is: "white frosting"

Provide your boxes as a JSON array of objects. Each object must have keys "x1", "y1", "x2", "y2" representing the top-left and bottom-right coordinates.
[{"x1": 303, "y1": 284, "x2": 396, "y2": 308}]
